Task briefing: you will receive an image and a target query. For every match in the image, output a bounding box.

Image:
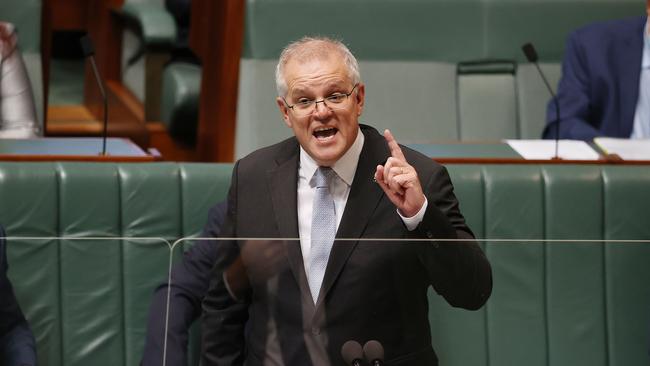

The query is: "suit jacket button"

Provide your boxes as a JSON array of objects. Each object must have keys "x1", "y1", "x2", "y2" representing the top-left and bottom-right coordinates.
[
  {"x1": 312, "y1": 327, "x2": 320, "y2": 335},
  {"x1": 426, "y1": 231, "x2": 434, "y2": 239}
]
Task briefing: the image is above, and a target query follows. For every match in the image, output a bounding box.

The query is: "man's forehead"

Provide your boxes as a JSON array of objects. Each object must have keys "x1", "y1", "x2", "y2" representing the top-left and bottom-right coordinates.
[{"x1": 284, "y1": 57, "x2": 349, "y2": 87}]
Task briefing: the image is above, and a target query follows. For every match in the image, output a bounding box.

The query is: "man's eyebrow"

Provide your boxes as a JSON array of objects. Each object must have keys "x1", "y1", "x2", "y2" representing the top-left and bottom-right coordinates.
[{"x1": 289, "y1": 80, "x2": 348, "y2": 96}]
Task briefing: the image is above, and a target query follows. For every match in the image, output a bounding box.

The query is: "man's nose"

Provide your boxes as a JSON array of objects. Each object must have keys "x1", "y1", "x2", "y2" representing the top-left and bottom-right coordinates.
[{"x1": 312, "y1": 100, "x2": 332, "y2": 118}]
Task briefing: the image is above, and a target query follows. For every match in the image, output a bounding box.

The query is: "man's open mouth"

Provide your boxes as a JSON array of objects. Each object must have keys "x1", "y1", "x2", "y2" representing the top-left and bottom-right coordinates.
[{"x1": 313, "y1": 127, "x2": 338, "y2": 140}]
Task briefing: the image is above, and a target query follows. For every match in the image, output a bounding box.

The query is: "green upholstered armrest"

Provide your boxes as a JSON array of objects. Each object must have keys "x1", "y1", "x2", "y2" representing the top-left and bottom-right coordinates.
[{"x1": 118, "y1": 2, "x2": 177, "y2": 48}]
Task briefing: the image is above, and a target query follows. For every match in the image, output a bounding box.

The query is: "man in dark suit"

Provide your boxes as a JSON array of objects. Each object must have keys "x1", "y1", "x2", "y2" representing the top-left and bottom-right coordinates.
[
  {"x1": 202, "y1": 37, "x2": 492, "y2": 366},
  {"x1": 544, "y1": 4, "x2": 649, "y2": 140},
  {"x1": 1, "y1": 226, "x2": 37, "y2": 366},
  {"x1": 141, "y1": 202, "x2": 226, "y2": 366}
]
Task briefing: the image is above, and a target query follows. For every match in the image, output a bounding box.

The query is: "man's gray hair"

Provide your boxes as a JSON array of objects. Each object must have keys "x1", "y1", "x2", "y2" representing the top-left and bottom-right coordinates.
[{"x1": 275, "y1": 36, "x2": 361, "y2": 97}]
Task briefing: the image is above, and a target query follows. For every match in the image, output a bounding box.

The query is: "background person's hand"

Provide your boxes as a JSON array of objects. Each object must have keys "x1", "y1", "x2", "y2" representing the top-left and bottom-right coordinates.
[{"x1": 0, "y1": 22, "x2": 17, "y2": 57}]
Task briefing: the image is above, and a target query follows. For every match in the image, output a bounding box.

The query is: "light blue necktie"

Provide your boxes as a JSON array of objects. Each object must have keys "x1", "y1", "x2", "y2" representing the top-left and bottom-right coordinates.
[{"x1": 308, "y1": 167, "x2": 337, "y2": 303}]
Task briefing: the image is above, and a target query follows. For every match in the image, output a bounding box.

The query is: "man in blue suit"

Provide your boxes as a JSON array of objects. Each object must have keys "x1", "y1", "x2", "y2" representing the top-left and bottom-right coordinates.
[
  {"x1": 0, "y1": 226, "x2": 36, "y2": 366},
  {"x1": 545, "y1": 3, "x2": 649, "y2": 140}
]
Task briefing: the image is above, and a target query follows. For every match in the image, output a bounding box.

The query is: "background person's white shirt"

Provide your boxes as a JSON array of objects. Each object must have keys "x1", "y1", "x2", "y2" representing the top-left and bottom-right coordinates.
[{"x1": 631, "y1": 21, "x2": 650, "y2": 139}]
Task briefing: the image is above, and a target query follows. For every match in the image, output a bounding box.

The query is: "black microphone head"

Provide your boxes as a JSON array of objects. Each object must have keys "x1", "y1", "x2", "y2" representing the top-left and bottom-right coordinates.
[
  {"x1": 363, "y1": 340, "x2": 385, "y2": 364},
  {"x1": 80, "y1": 35, "x2": 96, "y2": 57},
  {"x1": 521, "y1": 42, "x2": 538, "y2": 63},
  {"x1": 341, "y1": 340, "x2": 363, "y2": 365}
]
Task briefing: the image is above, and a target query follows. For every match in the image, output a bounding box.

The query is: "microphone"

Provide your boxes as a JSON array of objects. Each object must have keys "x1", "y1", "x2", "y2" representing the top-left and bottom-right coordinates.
[
  {"x1": 341, "y1": 340, "x2": 364, "y2": 366},
  {"x1": 80, "y1": 35, "x2": 109, "y2": 156},
  {"x1": 363, "y1": 340, "x2": 385, "y2": 366},
  {"x1": 521, "y1": 42, "x2": 562, "y2": 160}
]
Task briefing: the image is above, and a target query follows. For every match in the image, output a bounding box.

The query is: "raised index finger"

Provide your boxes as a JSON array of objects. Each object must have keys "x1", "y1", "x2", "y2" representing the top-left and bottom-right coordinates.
[{"x1": 384, "y1": 129, "x2": 406, "y2": 160}]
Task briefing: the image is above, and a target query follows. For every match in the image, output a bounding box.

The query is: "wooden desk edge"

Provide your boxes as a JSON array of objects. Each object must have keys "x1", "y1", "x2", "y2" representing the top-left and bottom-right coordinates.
[
  {"x1": 433, "y1": 157, "x2": 650, "y2": 165},
  {"x1": 0, "y1": 154, "x2": 162, "y2": 162}
]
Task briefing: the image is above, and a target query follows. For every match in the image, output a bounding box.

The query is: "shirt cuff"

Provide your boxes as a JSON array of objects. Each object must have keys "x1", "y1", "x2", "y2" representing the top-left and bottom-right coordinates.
[
  {"x1": 223, "y1": 272, "x2": 241, "y2": 302},
  {"x1": 398, "y1": 197, "x2": 428, "y2": 231}
]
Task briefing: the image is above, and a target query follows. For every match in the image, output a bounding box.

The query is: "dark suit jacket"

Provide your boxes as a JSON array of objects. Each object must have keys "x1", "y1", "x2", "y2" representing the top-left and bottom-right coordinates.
[
  {"x1": 141, "y1": 202, "x2": 227, "y2": 366},
  {"x1": 202, "y1": 125, "x2": 492, "y2": 366},
  {"x1": 0, "y1": 227, "x2": 36, "y2": 366},
  {"x1": 544, "y1": 16, "x2": 646, "y2": 140}
]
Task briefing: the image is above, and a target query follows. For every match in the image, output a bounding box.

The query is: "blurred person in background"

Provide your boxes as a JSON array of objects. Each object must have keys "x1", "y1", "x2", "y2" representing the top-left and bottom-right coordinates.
[
  {"x1": 544, "y1": 0, "x2": 650, "y2": 140},
  {"x1": 0, "y1": 22, "x2": 39, "y2": 138}
]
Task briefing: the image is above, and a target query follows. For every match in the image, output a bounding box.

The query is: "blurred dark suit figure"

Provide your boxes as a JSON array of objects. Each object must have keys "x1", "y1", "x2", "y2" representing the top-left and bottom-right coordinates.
[
  {"x1": 545, "y1": 15, "x2": 649, "y2": 140},
  {"x1": 1, "y1": 226, "x2": 37, "y2": 366},
  {"x1": 141, "y1": 202, "x2": 226, "y2": 366}
]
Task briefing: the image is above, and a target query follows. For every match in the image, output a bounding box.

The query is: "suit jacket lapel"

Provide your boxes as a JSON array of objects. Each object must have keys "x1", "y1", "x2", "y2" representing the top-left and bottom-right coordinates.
[
  {"x1": 317, "y1": 126, "x2": 388, "y2": 305},
  {"x1": 617, "y1": 17, "x2": 645, "y2": 136},
  {"x1": 267, "y1": 142, "x2": 314, "y2": 307}
]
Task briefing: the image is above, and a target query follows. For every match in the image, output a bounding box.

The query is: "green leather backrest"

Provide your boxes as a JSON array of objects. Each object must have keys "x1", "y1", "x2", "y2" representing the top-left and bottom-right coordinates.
[
  {"x1": 1, "y1": 162, "x2": 649, "y2": 365},
  {"x1": 235, "y1": 0, "x2": 643, "y2": 153},
  {"x1": 457, "y1": 61, "x2": 518, "y2": 140},
  {"x1": 431, "y1": 164, "x2": 650, "y2": 366},
  {"x1": 516, "y1": 63, "x2": 562, "y2": 138},
  {"x1": 0, "y1": 162, "x2": 231, "y2": 366},
  {"x1": 242, "y1": 0, "x2": 642, "y2": 62}
]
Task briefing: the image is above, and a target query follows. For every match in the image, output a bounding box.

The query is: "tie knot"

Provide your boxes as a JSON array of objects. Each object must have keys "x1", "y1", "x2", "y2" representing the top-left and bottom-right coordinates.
[{"x1": 313, "y1": 167, "x2": 334, "y2": 188}]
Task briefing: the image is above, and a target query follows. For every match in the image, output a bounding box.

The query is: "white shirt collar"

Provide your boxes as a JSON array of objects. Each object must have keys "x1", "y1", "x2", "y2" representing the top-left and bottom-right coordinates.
[{"x1": 299, "y1": 127, "x2": 365, "y2": 187}]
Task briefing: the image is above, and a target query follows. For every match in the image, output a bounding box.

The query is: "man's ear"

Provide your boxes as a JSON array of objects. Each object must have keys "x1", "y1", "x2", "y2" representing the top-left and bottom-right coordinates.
[
  {"x1": 276, "y1": 97, "x2": 293, "y2": 128},
  {"x1": 355, "y1": 83, "x2": 366, "y2": 116}
]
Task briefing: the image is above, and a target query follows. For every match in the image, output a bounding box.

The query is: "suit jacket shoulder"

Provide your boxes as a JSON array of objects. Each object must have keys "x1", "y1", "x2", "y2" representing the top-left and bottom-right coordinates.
[{"x1": 572, "y1": 16, "x2": 646, "y2": 44}]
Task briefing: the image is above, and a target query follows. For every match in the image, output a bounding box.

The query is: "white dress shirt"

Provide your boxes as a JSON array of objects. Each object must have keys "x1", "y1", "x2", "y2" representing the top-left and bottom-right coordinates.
[
  {"x1": 631, "y1": 21, "x2": 650, "y2": 139},
  {"x1": 297, "y1": 128, "x2": 428, "y2": 266}
]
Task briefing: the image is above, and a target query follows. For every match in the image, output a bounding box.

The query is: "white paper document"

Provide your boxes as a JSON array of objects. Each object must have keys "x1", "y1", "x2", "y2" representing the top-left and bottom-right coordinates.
[
  {"x1": 593, "y1": 138, "x2": 650, "y2": 160},
  {"x1": 505, "y1": 140, "x2": 600, "y2": 160}
]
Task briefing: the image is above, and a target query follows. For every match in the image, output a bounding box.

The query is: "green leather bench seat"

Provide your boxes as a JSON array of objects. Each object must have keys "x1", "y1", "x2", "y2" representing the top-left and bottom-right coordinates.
[
  {"x1": 0, "y1": 163, "x2": 231, "y2": 366},
  {"x1": 1, "y1": 162, "x2": 648, "y2": 366}
]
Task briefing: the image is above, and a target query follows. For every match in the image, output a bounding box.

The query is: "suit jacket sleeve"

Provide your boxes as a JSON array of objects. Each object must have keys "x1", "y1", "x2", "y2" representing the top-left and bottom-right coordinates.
[
  {"x1": 0, "y1": 227, "x2": 37, "y2": 366},
  {"x1": 543, "y1": 30, "x2": 601, "y2": 140},
  {"x1": 201, "y1": 162, "x2": 250, "y2": 366},
  {"x1": 141, "y1": 202, "x2": 227, "y2": 366},
  {"x1": 413, "y1": 165, "x2": 492, "y2": 311}
]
